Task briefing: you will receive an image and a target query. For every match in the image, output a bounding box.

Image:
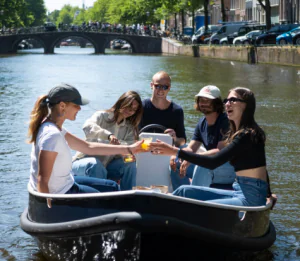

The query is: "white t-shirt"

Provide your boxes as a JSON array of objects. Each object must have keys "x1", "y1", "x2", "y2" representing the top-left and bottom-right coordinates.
[{"x1": 29, "y1": 122, "x2": 74, "y2": 194}]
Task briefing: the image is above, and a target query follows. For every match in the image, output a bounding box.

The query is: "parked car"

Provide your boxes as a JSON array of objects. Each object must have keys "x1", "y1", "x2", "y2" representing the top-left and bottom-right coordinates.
[
  {"x1": 191, "y1": 25, "x2": 221, "y2": 44},
  {"x1": 180, "y1": 26, "x2": 193, "y2": 44},
  {"x1": 44, "y1": 22, "x2": 57, "y2": 32},
  {"x1": 220, "y1": 36, "x2": 229, "y2": 45},
  {"x1": 227, "y1": 24, "x2": 266, "y2": 44},
  {"x1": 203, "y1": 37, "x2": 211, "y2": 44},
  {"x1": 292, "y1": 31, "x2": 300, "y2": 45},
  {"x1": 210, "y1": 23, "x2": 247, "y2": 44},
  {"x1": 233, "y1": 30, "x2": 263, "y2": 45},
  {"x1": 276, "y1": 26, "x2": 300, "y2": 45},
  {"x1": 256, "y1": 24, "x2": 300, "y2": 45}
]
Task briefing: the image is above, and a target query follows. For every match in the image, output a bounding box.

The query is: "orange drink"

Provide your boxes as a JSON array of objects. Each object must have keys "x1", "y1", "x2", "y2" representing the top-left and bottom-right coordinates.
[
  {"x1": 141, "y1": 137, "x2": 152, "y2": 150},
  {"x1": 123, "y1": 154, "x2": 136, "y2": 163}
]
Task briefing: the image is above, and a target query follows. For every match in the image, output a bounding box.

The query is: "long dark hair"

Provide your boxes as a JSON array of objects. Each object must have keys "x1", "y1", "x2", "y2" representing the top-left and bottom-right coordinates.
[
  {"x1": 225, "y1": 87, "x2": 265, "y2": 144},
  {"x1": 106, "y1": 91, "x2": 143, "y2": 139}
]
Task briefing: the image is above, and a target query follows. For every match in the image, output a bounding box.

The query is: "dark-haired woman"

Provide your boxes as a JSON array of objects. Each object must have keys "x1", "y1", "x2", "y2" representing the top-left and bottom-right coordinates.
[
  {"x1": 150, "y1": 87, "x2": 274, "y2": 207},
  {"x1": 28, "y1": 84, "x2": 143, "y2": 195},
  {"x1": 72, "y1": 91, "x2": 143, "y2": 191}
]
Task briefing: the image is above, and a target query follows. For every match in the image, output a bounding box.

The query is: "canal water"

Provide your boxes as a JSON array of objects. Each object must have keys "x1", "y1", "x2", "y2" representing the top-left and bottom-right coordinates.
[{"x1": 0, "y1": 46, "x2": 299, "y2": 260}]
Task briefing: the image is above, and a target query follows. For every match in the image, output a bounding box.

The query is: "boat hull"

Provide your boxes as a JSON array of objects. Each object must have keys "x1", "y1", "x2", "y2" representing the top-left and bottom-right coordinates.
[{"x1": 21, "y1": 189, "x2": 276, "y2": 260}]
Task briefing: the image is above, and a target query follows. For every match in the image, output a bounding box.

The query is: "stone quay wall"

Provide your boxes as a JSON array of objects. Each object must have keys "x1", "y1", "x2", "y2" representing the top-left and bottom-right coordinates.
[{"x1": 162, "y1": 38, "x2": 300, "y2": 66}]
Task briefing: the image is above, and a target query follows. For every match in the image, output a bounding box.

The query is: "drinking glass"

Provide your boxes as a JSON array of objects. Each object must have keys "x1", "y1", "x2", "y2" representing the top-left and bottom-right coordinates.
[
  {"x1": 120, "y1": 141, "x2": 136, "y2": 163},
  {"x1": 141, "y1": 137, "x2": 152, "y2": 150}
]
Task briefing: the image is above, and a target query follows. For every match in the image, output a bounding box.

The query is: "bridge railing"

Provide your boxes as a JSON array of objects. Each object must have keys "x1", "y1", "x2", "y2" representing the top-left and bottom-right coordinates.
[{"x1": 0, "y1": 25, "x2": 162, "y2": 38}]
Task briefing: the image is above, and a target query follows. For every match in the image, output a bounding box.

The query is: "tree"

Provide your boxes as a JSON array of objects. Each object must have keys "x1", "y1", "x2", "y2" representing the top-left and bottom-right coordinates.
[
  {"x1": 257, "y1": 0, "x2": 271, "y2": 30},
  {"x1": 88, "y1": 0, "x2": 110, "y2": 22},
  {"x1": 57, "y1": 5, "x2": 73, "y2": 26},
  {"x1": 220, "y1": 0, "x2": 226, "y2": 22},
  {"x1": 1, "y1": 0, "x2": 25, "y2": 28},
  {"x1": 47, "y1": 10, "x2": 60, "y2": 24},
  {"x1": 186, "y1": 0, "x2": 204, "y2": 34},
  {"x1": 23, "y1": 0, "x2": 46, "y2": 26},
  {"x1": 73, "y1": 9, "x2": 86, "y2": 25}
]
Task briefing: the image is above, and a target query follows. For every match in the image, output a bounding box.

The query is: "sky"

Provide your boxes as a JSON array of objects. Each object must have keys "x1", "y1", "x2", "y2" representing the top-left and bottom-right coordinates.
[{"x1": 44, "y1": 0, "x2": 97, "y2": 12}]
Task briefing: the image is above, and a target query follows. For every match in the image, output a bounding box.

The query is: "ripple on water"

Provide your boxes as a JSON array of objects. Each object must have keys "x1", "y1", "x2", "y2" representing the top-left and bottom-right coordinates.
[{"x1": 0, "y1": 52, "x2": 300, "y2": 261}]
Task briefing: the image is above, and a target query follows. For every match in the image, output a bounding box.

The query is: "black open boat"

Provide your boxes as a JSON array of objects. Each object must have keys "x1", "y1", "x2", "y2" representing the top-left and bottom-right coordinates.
[
  {"x1": 21, "y1": 184, "x2": 276, "y2": 260},
  {"x1": 20, "y1": 131, "x2": 276, "y2": 260}
]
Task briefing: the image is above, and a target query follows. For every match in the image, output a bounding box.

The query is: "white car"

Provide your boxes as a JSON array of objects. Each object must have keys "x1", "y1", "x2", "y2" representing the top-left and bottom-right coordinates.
[
  {"x1": 220, "y1": 36, "x2": 228, "y2": 45},
  {"x1": 233, "y1": 30, "x2": 262, "y2": 45}
]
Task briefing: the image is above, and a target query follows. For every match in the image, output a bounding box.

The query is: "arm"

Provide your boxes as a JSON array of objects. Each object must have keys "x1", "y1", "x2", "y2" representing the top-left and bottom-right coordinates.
[
  {"x1": 175, "y1": 137, "x2": 186, "y2": 147},
  {"x1": 151, "y1": 134, "x2": 249, "y2": 170},
  {"x1": 170, "y1": 140, "x2": 200, "y2": 171},
  {"x1": 198, "y1": 140, "x2": 225, "y2": 156},
  {"x1": 65, "y1": 132, "x2": 143, "y2": 155},
  {"x1": 83, "y1": 111, "x2": 112, "y2": 141},
  {"x1": 178, "y1": 135, "x2": 247, "y2": 170},
  {"x1": 37, "y1": 150, "x2": 57, "y2": 193},
  {"x1": 175, "y1": 108, "x2": 187, "y2": 146},
  {"x1": 178, "y1": 140, "x2": 202, "y2": 177}
]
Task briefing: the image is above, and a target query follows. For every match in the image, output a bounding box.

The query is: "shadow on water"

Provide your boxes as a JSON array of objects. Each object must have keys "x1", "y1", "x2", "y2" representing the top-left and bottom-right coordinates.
[{"x1": 17, "y1": 230, "x2": 276, "y2": 261}]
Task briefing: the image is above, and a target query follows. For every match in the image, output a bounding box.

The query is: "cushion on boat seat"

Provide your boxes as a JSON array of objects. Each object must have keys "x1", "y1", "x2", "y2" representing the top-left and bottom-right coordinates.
[{"x1": 136, "y1": 133, "x2": 173, "y2": 192}]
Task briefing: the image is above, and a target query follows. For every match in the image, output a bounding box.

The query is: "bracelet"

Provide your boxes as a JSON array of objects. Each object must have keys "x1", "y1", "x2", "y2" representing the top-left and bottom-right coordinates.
[
  {"x1": 127, "y1": 147, "x2": 133, "y2": 155},
  {"x1": 108, "y1": 134, "x2": 113, "y2": 140}
]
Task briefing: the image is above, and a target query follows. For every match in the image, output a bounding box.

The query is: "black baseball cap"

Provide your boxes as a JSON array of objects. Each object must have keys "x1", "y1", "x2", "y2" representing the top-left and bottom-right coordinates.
[{"x1": 47, "y1": 83, "x2": 89, "y2": 105}]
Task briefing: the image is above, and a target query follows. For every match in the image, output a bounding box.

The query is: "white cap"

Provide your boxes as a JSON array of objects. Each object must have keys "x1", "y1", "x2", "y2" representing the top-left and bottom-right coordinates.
[{"x1": 195, "y1": 85, "x2": 221, "y2": 99}]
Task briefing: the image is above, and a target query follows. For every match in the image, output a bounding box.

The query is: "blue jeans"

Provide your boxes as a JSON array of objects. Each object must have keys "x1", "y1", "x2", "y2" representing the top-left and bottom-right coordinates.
[
  {"x1": 170, "y1": 161, "x2": 194, "y2": 190},
  {"x1": 72, "y1": 157, "x2": 136, "y2": 191},
  {"x1": 173, "y1": 176, "x2": 268, "y2": 206},
  {"x1": 191, "y1": 162, "x2": 236, "y2": 187},
  {"x1": 170, "y1": 161, "x2": 235, "y2": 190},
  {"x1": 66, "y1": 176, "x2": 119, "y2": 194}
]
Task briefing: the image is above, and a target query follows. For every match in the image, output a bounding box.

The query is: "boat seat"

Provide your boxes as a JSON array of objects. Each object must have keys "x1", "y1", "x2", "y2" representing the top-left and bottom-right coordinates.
[{"x1": 136, "y1": 133, "x2": 173, "y2": 192}]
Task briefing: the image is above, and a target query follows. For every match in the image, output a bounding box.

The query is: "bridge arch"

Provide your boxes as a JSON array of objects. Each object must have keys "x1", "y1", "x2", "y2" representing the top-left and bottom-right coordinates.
[
  {"x1": 49, "y1": 33, "x2": 99, "y2": 54},
  {"x1": 102, "y1": 35, "x2": 137, "y2": 53},
  {"x1": 12, "y1": 36, "x2": 46, "y2": 53}
]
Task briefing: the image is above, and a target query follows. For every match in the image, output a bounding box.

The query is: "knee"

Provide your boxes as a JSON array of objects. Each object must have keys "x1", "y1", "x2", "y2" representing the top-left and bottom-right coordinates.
[
  {"x1": 173, "y1": 185, "x2": 189, "y2": 195},
  {"x1": 111, "y1": 181, "x2": 120, "y2": 191},
  {"x1": 123, "y1": 162, "x2": 137, "y2": 175},
  {"x1": 86, "y1": 158, "x2": 99, "y2": 169}
]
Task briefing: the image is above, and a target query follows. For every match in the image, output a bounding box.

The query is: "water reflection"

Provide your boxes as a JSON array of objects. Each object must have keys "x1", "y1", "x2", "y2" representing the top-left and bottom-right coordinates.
[{"x1": 37, "y1": 230, "x2": 140, "y2": 261}]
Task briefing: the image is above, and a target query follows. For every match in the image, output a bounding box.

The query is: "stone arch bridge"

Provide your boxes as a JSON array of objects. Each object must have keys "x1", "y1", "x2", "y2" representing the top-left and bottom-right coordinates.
[{"x1": 0, "y1": 32, "x2": 162, "y2": 54}]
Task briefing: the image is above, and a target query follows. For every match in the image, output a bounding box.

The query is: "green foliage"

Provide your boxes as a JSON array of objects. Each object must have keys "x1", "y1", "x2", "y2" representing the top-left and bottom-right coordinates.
[
  {"x1": 57, "y1": 5, "x2": 74, "y2": 25},
  {"x1": 0, "y1": 0, "x2": 207, "y2": 29},
  {"x1": 24, "y1": 0, "x2": 47, "y2": 25},
  {"x1": 88, "y1": 0, "x2": 110, "y2": 22},
  {"x1": 48, "y1": 10, "x2": 60, "y2": 24},
  {"x1": 73, "y1": 9, "x2": 86, "y2": 25},
  {"x1": 0, "y1": 0, "x2": 25, "y2": 27}
]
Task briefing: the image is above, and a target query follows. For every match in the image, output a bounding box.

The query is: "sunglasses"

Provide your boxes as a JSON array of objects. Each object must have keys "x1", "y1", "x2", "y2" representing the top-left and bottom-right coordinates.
[
  {"x1": 153, "y1": 84, "x2": 169, "y2": 91},
  {"x1": 223, "y1": 97, "x2": 245, "y2": 104}
]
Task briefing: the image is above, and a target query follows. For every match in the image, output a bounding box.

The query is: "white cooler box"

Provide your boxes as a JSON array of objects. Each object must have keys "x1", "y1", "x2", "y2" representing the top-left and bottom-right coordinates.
[{"x1": 135, "y1": 132, "x2": 173, "y2": 192}]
